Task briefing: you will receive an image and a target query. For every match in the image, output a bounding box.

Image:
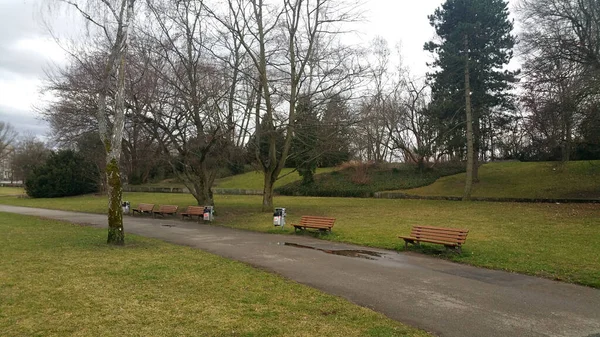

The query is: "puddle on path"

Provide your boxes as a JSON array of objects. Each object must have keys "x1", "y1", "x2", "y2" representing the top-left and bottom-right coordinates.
[
  {"x1": 161, "y1": 224, "x2": 176, "y2": 227},
  {"x1": 284, "y1": 242, "x2": 382, "y2": 260}
]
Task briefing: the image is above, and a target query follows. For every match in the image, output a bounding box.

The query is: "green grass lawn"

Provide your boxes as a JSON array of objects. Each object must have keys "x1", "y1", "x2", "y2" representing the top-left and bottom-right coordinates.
[
  {"x1": 0, "y1": 212, "x2": 426, "y2": 337},
  {"x1": 402, "y1": 161, "x2": 600, "y2": 199},
  {"x1": 216, "y1": 168, "x2": 336, "y2": 190},
  {"x1": 0, "y1": 187, "x2": 25, "y2": 196},
  {"x1": 1, "y1": 193, "x2": 599, "y2": 288},
  {"x1": 130, "y1": 168, "x2": 336, "y2": 190}
]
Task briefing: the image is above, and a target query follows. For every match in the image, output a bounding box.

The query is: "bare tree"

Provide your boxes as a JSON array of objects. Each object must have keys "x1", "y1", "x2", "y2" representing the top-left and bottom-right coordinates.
[
  {"x1": 521, "y1": 54, "x2": 589, "y2": 161},
  {"x1": 0, "y1": 122, "x2": 18, "y2": 161},
  {"x1": 135, "y1": 0, "x2": 233, "y2": 206},
  {"x1": 49, "y1": 0, "x2": 136, "y2": 245},
  {"x1": 11, "y1": 135, "x2": 50, "y2": 183},
  {"x1": 519, "y1": 0, "x2": 600, "y2": 71},
  {"x1": 384, "y1": 75, "x2": 445, "y2": 169},
  {"x1": 357, "y1": 37, "x2": 393, "y2": 162},
  {"x1": 211, "y1": 0, "x2": 361, "y2": 211},
  {"x1": 519, "y1": 0, "x2": 600, "y2": 161}
]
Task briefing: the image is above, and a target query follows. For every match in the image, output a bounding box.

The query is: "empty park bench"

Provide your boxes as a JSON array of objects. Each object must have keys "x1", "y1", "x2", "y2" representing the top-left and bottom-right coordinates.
[
  {"x1": 131, "y1": 203, "x2": 155, "y2": 216},
  {"x1": 399, "y1": 225, "x2": 469, "y2": 253},
  {"x1": 153, "y1": 205, "x2": 178, "y2": 218},
  {"x1": 293, "y1": 216, "x2": 336, "y2": 233},
  {"x1": 180, "y1": 206, "x2": 204, "y2": 220}
]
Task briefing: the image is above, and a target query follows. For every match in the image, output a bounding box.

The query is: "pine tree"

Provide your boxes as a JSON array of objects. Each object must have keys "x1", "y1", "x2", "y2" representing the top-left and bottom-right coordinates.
[
  {"x1": 424, "y1": 0, "x2": 518, "y2": 200},
  {"x1": 291, "y1": 96, "x2": 320, "y2": 185}
]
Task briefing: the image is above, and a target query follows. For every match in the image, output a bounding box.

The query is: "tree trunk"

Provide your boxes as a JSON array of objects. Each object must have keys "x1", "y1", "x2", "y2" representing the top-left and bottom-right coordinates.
[
  {"x1": 262, "y1": 171, "x2": 276, "y2": 211},
  {"x1": 106, "y1": 156, "x2": 124, "y2": 244},
  {"x1": 463, "y1": 35, "x2": 474, "y2": 201},
  {"x1": 472, "y1": 111, "x2": 480, "y2": 182},
  {"x1": 564, "y1": 126, "x2": 571, "y2": 162},
  {"x1": 180, "y1": 172, "x2": 214, "y2": 207},
  {"x1": 198, "y1": 172, "x2": 215, "y2": 207},
  {"x1": 106, "y1": 0, "x2": 133, "y2": 244},
  {"x1": 106, "y1": 50, "x2": 128, "y2": 245},
  {"x1": 562, "y1": 109, "x2": 572, "y2": 162},
  {"x1": 490, "y1": 118, "x2": 495, "y2": 161},
  {"x1": 472, "y1": 153, "x2": 480, "y2": 183}
]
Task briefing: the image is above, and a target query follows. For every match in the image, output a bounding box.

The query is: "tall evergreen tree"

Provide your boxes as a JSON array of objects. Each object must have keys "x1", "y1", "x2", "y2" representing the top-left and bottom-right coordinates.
[
  {"x1": 291, "y1": 96, "x2": 320, "y2": 185},
  {"x1": 319, "y1": 94, "x2": 352, "y2": 167},
  {"x1": 424, "y1": 0, "x2": 518, "y2": 199}
]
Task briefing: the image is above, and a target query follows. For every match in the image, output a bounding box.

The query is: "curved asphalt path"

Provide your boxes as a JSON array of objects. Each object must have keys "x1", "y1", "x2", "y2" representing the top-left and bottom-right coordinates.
[{"x1": 2, "y1": 205, "x2": 599, "y2": 337}]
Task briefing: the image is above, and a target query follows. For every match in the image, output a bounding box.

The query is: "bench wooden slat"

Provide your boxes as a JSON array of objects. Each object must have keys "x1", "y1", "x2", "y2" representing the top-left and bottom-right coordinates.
[
  {"x1": 411, "y1": 236, "x2": 467, "y2": 244},
  {"x1": 293, "y1": 216, "x2": 336, "y2": 232},
  {"x1": 154, "y1": 205, "x2": 178, "y2": 217},
  {"x1": 399, "y1": 236, "x2": 461, "y2": 246},
  {"x1": 410, "y1": 231, "x2": 468, "y2": 239},
  {"x1": 411, "y1": 227, "x2": 468, "y2": 234},
  {"x1": 411, "y1": 225, "x2": 469, "y2": 232},
  {"x1": 299, "y1": 221, "x2": 334, "y2": 226},
  {"x1": 411, "y1": 231, "x2": 468, "y2": 240},
  {"x1": 409, "y1": 232, "x2": 468, "y2": 243},
  {"x1": 299, "y1": 220, "x2": 335, "y2": 224},
  {"x1": 400, "y1": 225, "x2": 469, "y2": 253},
  {"x1": 181, "y1": 206, "x2": 205, "y2": 220},
  {"x1": 132, "y1": 203, "x2": 155, "y2": 216},
  {"x1": 411, "y1": 227, "x2": 468, "y2": 237},
  {"x1": 298, "y1": 224, "x2": 331, "y2": 228}
]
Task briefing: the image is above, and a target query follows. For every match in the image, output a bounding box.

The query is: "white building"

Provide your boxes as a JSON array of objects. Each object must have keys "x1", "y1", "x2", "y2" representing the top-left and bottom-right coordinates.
[{"x1": 0, "y1": 146, "x2": 14, "y2": 182}]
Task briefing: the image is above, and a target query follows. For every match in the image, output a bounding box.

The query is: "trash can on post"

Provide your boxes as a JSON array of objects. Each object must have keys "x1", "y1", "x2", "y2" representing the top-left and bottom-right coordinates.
[
  {"x1": 273, "y1": 208, "x2": 286, "y2": 228},
  {"x1": 203, "y1": 206, "x2": 214, "y2": 221}
]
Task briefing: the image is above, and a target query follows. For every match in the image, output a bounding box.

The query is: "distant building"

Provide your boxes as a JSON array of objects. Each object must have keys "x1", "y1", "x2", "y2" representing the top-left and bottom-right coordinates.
[{"x1": 0, "y1": 146, "x2": 14, "y2": 182}]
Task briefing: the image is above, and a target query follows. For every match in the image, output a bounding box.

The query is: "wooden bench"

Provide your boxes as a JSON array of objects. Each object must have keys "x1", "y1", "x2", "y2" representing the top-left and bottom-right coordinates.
[
  {"x1": 293, "y1": 216, "x2": 336, "y2": 233},
  {"x1": 131, "y1": 203, "x2": 155, "y2": 216},
  {"x1": 399, "y1": 225, "x2": 469, "y2": 253},
  {"x1": 153, "y1": 205, "x2": 178, "y2": 218},
  {"x1": 180, "y1": 206, "x2": 204, "y2": 220}
]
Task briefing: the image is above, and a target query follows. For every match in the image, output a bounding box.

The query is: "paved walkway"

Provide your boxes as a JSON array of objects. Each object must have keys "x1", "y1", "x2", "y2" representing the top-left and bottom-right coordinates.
[{"x1": 2, "y1": 205, "x2": 599, "y2": 337}]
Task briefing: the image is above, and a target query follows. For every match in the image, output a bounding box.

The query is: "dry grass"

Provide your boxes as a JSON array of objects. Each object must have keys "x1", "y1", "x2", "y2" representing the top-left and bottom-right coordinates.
[{"x1": 0, "y1": 212, "x2": 427, "y2": 337}]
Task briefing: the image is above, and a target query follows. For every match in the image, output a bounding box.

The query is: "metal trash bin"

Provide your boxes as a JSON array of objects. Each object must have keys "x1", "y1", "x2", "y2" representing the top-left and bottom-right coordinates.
[
  {"x1": 203, "y1": 206, "x2": 214, "y2": 221},
  {"x1": 273, "y1": 207, "x2": 286, "y2": 228}
]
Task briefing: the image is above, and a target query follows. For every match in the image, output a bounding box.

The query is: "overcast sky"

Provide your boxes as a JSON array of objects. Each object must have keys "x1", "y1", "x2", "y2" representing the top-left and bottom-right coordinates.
[{"x1": 0, "y1": 0, "x2": 519, "y2": 139}]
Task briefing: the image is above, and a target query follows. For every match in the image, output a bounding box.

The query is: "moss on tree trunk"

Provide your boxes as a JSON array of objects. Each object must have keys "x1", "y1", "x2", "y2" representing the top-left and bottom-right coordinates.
[{"x1": 106, "y1": 158, "x2": 124, "y2": 245}]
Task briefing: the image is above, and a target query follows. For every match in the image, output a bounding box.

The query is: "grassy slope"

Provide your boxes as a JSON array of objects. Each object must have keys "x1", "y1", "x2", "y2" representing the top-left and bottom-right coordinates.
[
  {"x1": 1, "y1": 193, "x2": 598, "y2": 288},
  {"x1": 216, "y1": 168, "x2": 336, "y2": 189},
  {"x1": 276, "y1": 164, "x2": 464, "y2": 197},
  {"x1": 0, "y1": 213, "x2": 426, "y2": 337},
  {"x1": 126, "y1": 168, "x2": 335, "y2": 189},
  {"x1": 403, "y1": 161, "x2": 600, "y2": 199}
]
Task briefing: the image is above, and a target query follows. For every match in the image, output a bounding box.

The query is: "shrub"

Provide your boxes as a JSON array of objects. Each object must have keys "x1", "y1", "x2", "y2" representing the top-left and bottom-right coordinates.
[
  {"x1": 350, "y1": 162, "x2": 371, "y2": 185},
  {"x1": 25, "y1": 150, "x2": 99, "y2": 198}
]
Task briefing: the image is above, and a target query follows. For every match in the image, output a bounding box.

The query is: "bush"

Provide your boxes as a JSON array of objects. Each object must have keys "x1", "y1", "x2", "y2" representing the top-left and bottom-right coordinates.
[{"x1": 25, "y1": 150, "x2": 99, "y2": 198}]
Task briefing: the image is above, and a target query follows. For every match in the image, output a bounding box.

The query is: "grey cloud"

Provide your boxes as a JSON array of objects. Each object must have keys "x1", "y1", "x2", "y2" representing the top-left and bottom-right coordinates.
[
  {"x1": 0, "y1": 0, "x2": 68, "y2": 79},
  {"x1": 0, "y1": 48, "x2": 55, "y2": 78},
  {"x1": 0, "y1": 104, "x2": 49, "y2": 138}
]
